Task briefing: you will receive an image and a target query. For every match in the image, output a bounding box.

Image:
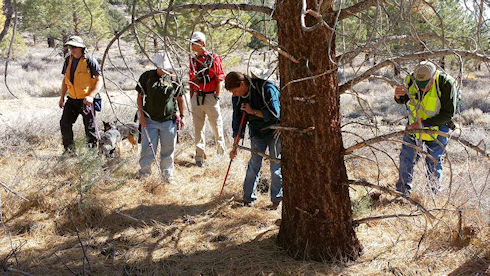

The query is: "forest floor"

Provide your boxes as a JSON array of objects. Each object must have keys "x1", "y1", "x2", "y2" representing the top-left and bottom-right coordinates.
[{"x1": 0, "y1": 43, "x2": 488, "y2": 275}]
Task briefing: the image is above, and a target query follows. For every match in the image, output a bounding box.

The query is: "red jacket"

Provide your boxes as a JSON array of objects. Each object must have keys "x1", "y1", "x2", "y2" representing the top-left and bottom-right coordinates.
[{"x1": 188, "y1": 51, "x2": 225, "y2": 95}]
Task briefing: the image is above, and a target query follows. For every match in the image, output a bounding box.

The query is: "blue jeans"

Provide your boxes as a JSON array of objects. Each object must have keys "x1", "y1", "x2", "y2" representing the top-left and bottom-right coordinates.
[
  {"x1": 243, "y1": 135, "x2": 283, "y2": 203},
  {"x1": 396, "y1": 126, "x2": 449, "y2": 194},
  {"x1": 139, "y1": 118, "x2": 177, "y2": 181}
]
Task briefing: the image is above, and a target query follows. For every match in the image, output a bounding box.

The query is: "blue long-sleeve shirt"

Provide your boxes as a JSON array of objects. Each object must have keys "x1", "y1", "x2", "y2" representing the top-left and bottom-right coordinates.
[{"x1": 232, "y1": 78, "x2": 280, "y2": 138}]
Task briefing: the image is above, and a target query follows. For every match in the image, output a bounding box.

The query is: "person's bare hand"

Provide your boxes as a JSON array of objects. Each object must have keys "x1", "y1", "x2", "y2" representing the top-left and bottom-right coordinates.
[
  {"x1": 179, "y1": 117, "x2": 185, "y2": 129},
  {"x1": 395, "y1": 86, "x2": 407, "y2": 99},
  {"x1": 83, "y1": 96, "x2": 93, "y2": 105},
  {"x1": 407, "y1": 120, "x2": 423, "y2": 130},
  {"x1": 240, "y1": 103, "x2": 254, "y2": 114},
  {"x1": 58, "y1": 97, "x2": 65, "y2": 108},
  {"x1": 229, "y1": 149, "x2": 237, "y2": 159}
]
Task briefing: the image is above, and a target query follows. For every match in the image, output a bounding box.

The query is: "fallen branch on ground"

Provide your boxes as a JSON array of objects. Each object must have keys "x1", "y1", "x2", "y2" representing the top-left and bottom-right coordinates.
[
  {"x1": 346, "y1": 179, "x2": 436, "y2": 220},
  {"x1": 0, "y1": 181, "x2": 29, "y2": 201},
  {"x1": 353, "y1": 212, "x2": 423, "y2": 227}
]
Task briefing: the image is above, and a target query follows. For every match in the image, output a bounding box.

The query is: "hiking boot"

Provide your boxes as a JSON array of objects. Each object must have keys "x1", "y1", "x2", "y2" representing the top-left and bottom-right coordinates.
[
  {"x1": 231, "y1": 200, "x2": 254, "y2": 209},
  {"x1": 243, "y1": 200, "x2": 254, "y2": 207},
  {"x1": 266, "y1": 201, "x2": 281, "y2": 210},
  {"x1": 62, "y1": 148, "x2": 77, "y2": 158},
  {"x1": 137, "y1": 173, "x2": 150, "y2": 180}
]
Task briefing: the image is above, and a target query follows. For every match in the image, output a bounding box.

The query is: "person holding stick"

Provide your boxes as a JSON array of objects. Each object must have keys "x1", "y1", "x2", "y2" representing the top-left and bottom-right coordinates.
[{"x1": 224, "y1": 71, "x2": 282, "y2": 209}]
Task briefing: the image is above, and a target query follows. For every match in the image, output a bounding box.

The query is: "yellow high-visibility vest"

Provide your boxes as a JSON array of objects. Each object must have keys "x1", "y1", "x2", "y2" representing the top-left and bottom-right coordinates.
[
  {"x1": 405, "y1": 71, "x2": 441, "y2": 141},
  {"x1": 64, "y1": 56, "x2": 97, "y2": 99}
]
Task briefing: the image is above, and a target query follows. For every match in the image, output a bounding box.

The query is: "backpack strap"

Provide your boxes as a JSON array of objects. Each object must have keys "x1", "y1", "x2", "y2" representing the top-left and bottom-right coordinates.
[{"x1": 192, "y1": 53, "x2": 216, "y2": 85}]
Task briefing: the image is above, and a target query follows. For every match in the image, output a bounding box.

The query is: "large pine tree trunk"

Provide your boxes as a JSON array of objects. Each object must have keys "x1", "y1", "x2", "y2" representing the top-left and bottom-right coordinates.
[{"x1": 275, "y1": 0, "x2": 361, "y2": 261}]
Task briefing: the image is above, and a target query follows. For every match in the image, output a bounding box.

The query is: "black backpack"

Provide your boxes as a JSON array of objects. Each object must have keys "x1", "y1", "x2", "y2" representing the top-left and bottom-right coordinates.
[{"x1": 191, "y1": 53, "x2": 215, "y2": 84}]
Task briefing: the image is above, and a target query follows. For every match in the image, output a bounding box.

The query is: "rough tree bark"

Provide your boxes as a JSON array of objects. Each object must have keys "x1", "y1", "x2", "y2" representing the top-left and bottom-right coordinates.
[{"x1": 276, "y1": 0, "x2": 361, "y2": 261}]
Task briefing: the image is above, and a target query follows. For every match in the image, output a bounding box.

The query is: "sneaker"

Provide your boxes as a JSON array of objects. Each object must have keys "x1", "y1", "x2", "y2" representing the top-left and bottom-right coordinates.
[{"x1": 162, "y1": 177, "x2": 176, "y2": 185}]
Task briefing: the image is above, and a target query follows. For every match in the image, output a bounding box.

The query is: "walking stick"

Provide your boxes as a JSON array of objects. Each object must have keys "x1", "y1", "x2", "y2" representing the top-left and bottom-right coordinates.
[{"x1": 219, "y1": 112, "x2": 246, "y2": 199}]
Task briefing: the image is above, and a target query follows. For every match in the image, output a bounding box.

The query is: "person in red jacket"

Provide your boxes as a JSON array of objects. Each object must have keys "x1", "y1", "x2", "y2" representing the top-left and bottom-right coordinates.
[{"x1": 189, "y1": 31, "x2": 226, "y2": 167}]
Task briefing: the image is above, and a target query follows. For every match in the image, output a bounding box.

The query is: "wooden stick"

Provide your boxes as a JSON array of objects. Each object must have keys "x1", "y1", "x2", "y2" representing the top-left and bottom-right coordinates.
[
  {"x1": 353, "y1": 212, "x2": 423, "y2": 226},
  {"x1": 0, "y1": 181, "x2": 29, "y2": 201},
  {"x1": 236, "y1": 145, "x2": 281, "y2": 163},
  {"x1": 261, "y1": 125, "x2": 315, "y2": 134}
]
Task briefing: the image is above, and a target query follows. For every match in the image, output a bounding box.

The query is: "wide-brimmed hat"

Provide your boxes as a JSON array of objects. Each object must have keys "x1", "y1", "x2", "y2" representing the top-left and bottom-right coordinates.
[
  {"x1": 413, "y1": 61, "x2": 436, "y2": 89},
  {"x1": 190, "y1": 31, "x2": 206, "y2": 44},
  {"x1": 65, "y1": 36, "x2": 86, "y2": 48},
  {"x1": 153, "y1": 51, "x2": 173, "y2": 71}
]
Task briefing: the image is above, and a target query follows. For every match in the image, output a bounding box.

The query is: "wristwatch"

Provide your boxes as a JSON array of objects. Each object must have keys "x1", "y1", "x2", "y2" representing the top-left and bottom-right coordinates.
[{"x1": 180, "y1": 114, "x2": 185, "y2": 118}]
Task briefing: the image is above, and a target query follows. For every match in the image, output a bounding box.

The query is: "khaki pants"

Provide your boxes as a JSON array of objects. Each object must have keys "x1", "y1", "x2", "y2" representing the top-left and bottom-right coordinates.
[{"x1": 191, "y1": 93, "x2": 226, "y2": 162}]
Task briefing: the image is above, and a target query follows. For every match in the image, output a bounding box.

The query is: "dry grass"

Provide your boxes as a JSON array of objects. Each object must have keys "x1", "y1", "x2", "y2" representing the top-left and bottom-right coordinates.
[{"x1": 0, "y1": 44, "x2": 489, "y2": 275}]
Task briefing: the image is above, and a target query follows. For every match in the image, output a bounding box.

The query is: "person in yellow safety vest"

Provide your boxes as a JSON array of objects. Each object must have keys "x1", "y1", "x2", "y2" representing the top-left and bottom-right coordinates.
[
  {"x1": 394, "y1": 61, "x2": 459, "y2": 194},
  {"x1": 59, "y1": 36, "x2": 103, "y2": 157}
]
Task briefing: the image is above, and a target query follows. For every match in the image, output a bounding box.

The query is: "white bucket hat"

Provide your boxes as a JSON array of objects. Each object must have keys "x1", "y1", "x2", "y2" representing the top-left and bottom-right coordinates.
[
  {"x1": 153, "y1": 51, "x2": 173, "y2": 71},
  {"x1": 65, "y1": 35, "x2": 86, "y2": 48}
]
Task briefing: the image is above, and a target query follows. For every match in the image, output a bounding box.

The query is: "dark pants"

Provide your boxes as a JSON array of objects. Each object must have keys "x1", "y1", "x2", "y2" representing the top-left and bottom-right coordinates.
[{"x1": 60, "y1": 97, "x2": 97, "y2": 150}]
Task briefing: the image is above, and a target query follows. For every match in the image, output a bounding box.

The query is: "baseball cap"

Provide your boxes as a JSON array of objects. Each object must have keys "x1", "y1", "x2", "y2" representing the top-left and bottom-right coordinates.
[
  {"x1": 65, "y1": 36, "x2": 86, "y2": 48},
  {"x1": 153, "y1": 51, "x2": 173, "y2": 71},
  {"x1": 413, "y1": 61, "x2": 436, "y2": 89},
  {"x1": 190, "y1": 31, "x2": 206, "y2": 44}
]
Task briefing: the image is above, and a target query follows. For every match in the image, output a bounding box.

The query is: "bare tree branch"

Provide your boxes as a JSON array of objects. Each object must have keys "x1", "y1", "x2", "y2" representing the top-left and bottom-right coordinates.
[
  {"x1": 353, "y1": 212, "x2": 423, "y2": 227},
  {"x1": 0, "y1": 0, "x2": 12, "y2": 42},
  {"x1": 5, "y1": 267, "x2": 34, "y2": 276},
  {"x1": 3, "y1": 0, "x2": 17, "y2": 99},
  {"x1": 0, "y1": 181, "x2": 28, "y2": 201},
  {"x1": 339, "y1": 49, "x2": 490, "y2": 94},
  {"x1": 337, "y1": 34, "x2": 456, "y2": 62},
  {"x1": 236, "y1": 145, "x2": 281, "y2": 163},
  {"x1": 81, "y1": 0, "x2": 93, "y2": 36},
  {"x1": 367, "y1": 75, "x2": 399, "y2": 86},
  {"x1": 101, "y1": 3, "x2": 273, "y2": 70},
  {"x1": 262, "y1": 125, "x2": 315, "y2": 134},
  {"x1": 210, "y1": 20, "x2": 299, "y2": 63},
  {"x1": 336, "y1": 0, "x2": 381, "y2": 21},
  {"x1": 344, "y1": 129, "x2": 490, "y2": 160}
]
